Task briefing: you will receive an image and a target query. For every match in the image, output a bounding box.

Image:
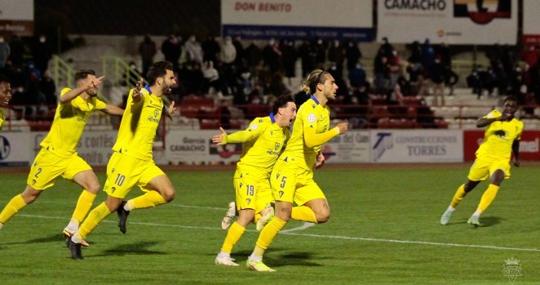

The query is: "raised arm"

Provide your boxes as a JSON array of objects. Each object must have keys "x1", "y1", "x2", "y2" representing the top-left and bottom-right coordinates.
[{"x1": 59, "y1": 76, "x2": 104, "y2": 104}]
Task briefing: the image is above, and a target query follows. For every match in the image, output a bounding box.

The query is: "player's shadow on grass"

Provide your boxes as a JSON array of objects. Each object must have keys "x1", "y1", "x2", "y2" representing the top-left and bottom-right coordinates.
[
  {"x1": 267, "y1": 251, "x2": 323, "y2": 268},
  {"x1": 229, "y1": 249, "x2": 322, "y2": 267},
  {"x1": 91, "y1": 241, "x2": 167, "y2": 257},
  {"x1": 1, "y1": 233, "x2": 63, "y2": 246},
  {"x1": 445, "y1": 216, "x2": 502, "y2": 227},
  {"x1": 477, "y1": 216, "x2": 502, "y2": 227}
]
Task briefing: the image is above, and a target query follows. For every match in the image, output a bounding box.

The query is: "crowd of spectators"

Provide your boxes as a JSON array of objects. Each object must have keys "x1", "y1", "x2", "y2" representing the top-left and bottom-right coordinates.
[
  {"x1": 0, "y1": 34, "x2": 56, "y2": 121},
  {"x1": 1, "y1": 32, "x2": 540, "y2": 128}
]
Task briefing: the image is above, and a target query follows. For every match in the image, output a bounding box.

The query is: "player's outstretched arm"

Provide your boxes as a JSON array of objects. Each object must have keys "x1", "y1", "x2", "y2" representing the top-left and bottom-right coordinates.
[
  {"x1": 59, "y1": 76, "x2": 104, "y2": 104},
  {"x1": 103, "y1": 104, "x2": 124, "y2": 116},
  {"x1": 212, "y1": 127, "x2": 228, "y2": 145},
  {"x1": 304, "y1": 121, "x2": 348, "y2": 148}
]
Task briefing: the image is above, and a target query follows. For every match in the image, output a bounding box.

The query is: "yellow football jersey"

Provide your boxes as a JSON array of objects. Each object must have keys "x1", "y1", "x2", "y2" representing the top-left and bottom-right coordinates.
[
  {"x1": 111, "y1": 88, "x2": 138, "y2": 152},
  {"x1": 122, "y1": 86, "x2": 163, "y2": 160},
  {"x1": 476, "y1": 109, "x2": 524, "y2": 160},
  {"x1": 234, "y1": 115, "x2": 290, "y2": 175},
  {"x1": 280, "y1": 97, "x2": 339, "y2": 170},
  {"x1": 40, "y1": 87, "x2": 107, "y2": 156}
]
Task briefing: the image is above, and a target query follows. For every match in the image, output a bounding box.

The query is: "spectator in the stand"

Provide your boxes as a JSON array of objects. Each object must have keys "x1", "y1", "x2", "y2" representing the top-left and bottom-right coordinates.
[
  {"x1": 202, "y1": 36, "x2": 221, "y2": 64},
  {"x1": 39, "y1": 71, "x2": 57, "y2": 106},
  {"x1": 32, "y1": 35, "x2": 52, "y2": 75},
  {"x1": 234, "y1": 70, "x2": 253, "y2": 105},
  {"x1": 373, "y1": 50, "x2": 390, "y2": 93},
  {"x1": 314, "y1": 39, "x2": 326, "y2": 67},
  {"x1": 179, "y1": 61, "x2": 205, "y2": 95},
  {"x1": 521, "y1": 45, "x2": 538, "y2": 69},
  {"x1": 0, "y1": 36, "x2": 10, "y2": 69},
  {"x1": 161, "y1": 34, "x2": 182, "y2": 70},
  {"x1": 467, "y1": 67, "x2": 482, "y2": 99},
  {"x1": 232, "y1": 36, "x2": 245, "y2": 67},
  {"x1": 184, "y1": 35, "x2": 204, "y2": 64},
  {"x1": 388, "y1": 50, "x2": 402, "y2": 90},
  {"x1": 328, "y1": 40, "x2": 345, "y2": 79},
  {"x1": 280, "y1": 40, "x2": 297, "y2": 83},
  {"x1": 349, "y1": 63, "x2": 367, "y2": 90},
  {"x1": 138, "y1": 35, "x2": 157, "y2": 77},
  {"x1": 262, "y1": 38, "x2": 282, "y2": 73},
  {"x1": 9, "y1": 35, "x2": 25, "y2": 67},
  {"x1": 219, "y1": 36, "x2": 237, "y2": 65},
  {"x1": 202, "y1": 60, "x2": 222, "y2": 96},
  {"x1": 346, "y1": 41, "x2": 362, "y2": 71},
  {"x1": 299, "y1": 40, "x2": 317, "y2": 76},
  {"x1": 421, "y1": 38, "x2": 435, "y2": 73},
  {"x1": 267, "y1": 72, "x2": 288, "y2": 97},
  {"x1": 431, "y1": 57, "x2": 446, "y2": 106},
  {"x1": 245, "y1": 42, "x2": 262, "y2": 73},
  {"x1": 379, "y1": 37, "x2": 395, "y2": 58}
]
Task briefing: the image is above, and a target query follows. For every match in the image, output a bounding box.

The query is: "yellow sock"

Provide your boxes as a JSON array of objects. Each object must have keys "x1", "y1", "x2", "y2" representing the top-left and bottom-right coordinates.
[
  {"x1": 0, "y1": 194, "x2": 27, "y2": 224},
  {"x1": 291, "y1": 206, "x2": 318, "y2": 223},
  {"x1": 254, "y1": 217, "x2": 287, "y2": 257},
  {"x1": 476, "y1": 184, "x2": 500, "y2": 214},
  {"x1": 450, "y1": 184, "x2": 467, "y2": 208},
  {"x1": 220, "y1": 222, "x2": 245, "y2": 254},
  {"x1": 71, "y1": 191, "x2": 97, "y2": 223},
  {"x1": 78, "y1": 203, "x2": 112, "y2": 239},
  {"x1": 126, "y1": 191, "x2": 166, "y2": 210}
]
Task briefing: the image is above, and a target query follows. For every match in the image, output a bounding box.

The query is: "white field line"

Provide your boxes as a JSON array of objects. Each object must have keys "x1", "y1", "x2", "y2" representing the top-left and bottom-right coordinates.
[{"x1": 15, "y1": 213, "x2": 540, "y2": 253}]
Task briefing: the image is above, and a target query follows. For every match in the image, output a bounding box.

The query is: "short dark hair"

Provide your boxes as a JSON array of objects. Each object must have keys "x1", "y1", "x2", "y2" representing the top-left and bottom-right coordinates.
[
  {"x1": 504, "y1": 96, "x2": 518, "y2": 104},
  {"x1": 146, "y1": 61, "x2": 173, "y2": 85},
  {"x1": 74, "y1": 69, "x2": 96, "y2": 81},
  {"x1": 0, "y1": 74, "x2": 9, "y2": 84},
  {"x1": 272, "y1": 95, "x2": 294, "y2": 114}
]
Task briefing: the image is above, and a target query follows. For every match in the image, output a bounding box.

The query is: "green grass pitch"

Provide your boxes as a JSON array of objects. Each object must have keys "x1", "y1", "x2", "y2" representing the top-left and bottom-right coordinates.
[{"x1": 0, "y1": 164, "x2": 538, "y2": 284}]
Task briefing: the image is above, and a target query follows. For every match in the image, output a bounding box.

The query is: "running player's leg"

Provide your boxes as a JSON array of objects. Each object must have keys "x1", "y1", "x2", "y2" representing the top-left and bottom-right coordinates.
[
  {"x1": 0, "y1": 149, "x2": 63, "y2": 229},
  {"x1": 117, "y1": 164, "x2": 173, "y2": 234},
  {"x1": 247, "y1": 167, "x2": 294, "y2": 272},
  {"x1": 216, "y1": 169, "x2": 257, "y2": 266},
  {"x1": 69, "y1": 155, "x2": 140, "y2": 258},
  {"x1": 440, "y1": 159, "x2": 486, "y2": 225},
  {"x1": 293, "y1": 175, "x2": 327, "y2": 223},
  {"x1": 469, "y1": 160, "x2": 509, "y2": 226},
  {"x1": 62, "y1": 155, "x2": 98, "y2": 236}
]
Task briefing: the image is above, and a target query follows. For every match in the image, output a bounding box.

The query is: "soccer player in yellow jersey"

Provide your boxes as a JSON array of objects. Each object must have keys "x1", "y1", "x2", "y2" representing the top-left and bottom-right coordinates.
[
  {"x1": 0, "y1": 75, "x2": 12, "y2": 130},
  {"x1": 246, "y1": 69, "x2": 348, "y2": 271},
  {"x1": 213, "y1": 95, "x2": 297, "y2": 266},
  {"x1": 68, "y1": 61, "x2": 177, "y2": 259},
  {"x1": 0, "y1": 70, "x2": 123, "y2": 236},
  {"x1": 440, "y1": 96, "x2": 523, "y2": 227}
]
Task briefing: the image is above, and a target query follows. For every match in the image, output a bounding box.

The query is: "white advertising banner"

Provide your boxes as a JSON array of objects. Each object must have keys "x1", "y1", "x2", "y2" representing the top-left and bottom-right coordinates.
[
  {"x1": 323, "y1": 131, "x2": 371, "y2": 163},
  {"x1": 0, "y1": 132, "x2": 33, "y2": 165},
  {"x1": 377, "y1": 0, "x2": 517, "y2": 44},
  {"x1": 370, "y1": 130, "x2": 463, "y2": 163},
  {"x1": 166, "y1": 130, "x2": 242, "y2": 164},
  {"x1": 523, "y1": 0, "x2": 540, "y2": 44},
  {"x1": 221, "y1": 0, "x2": 373, "y2": 40}
]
